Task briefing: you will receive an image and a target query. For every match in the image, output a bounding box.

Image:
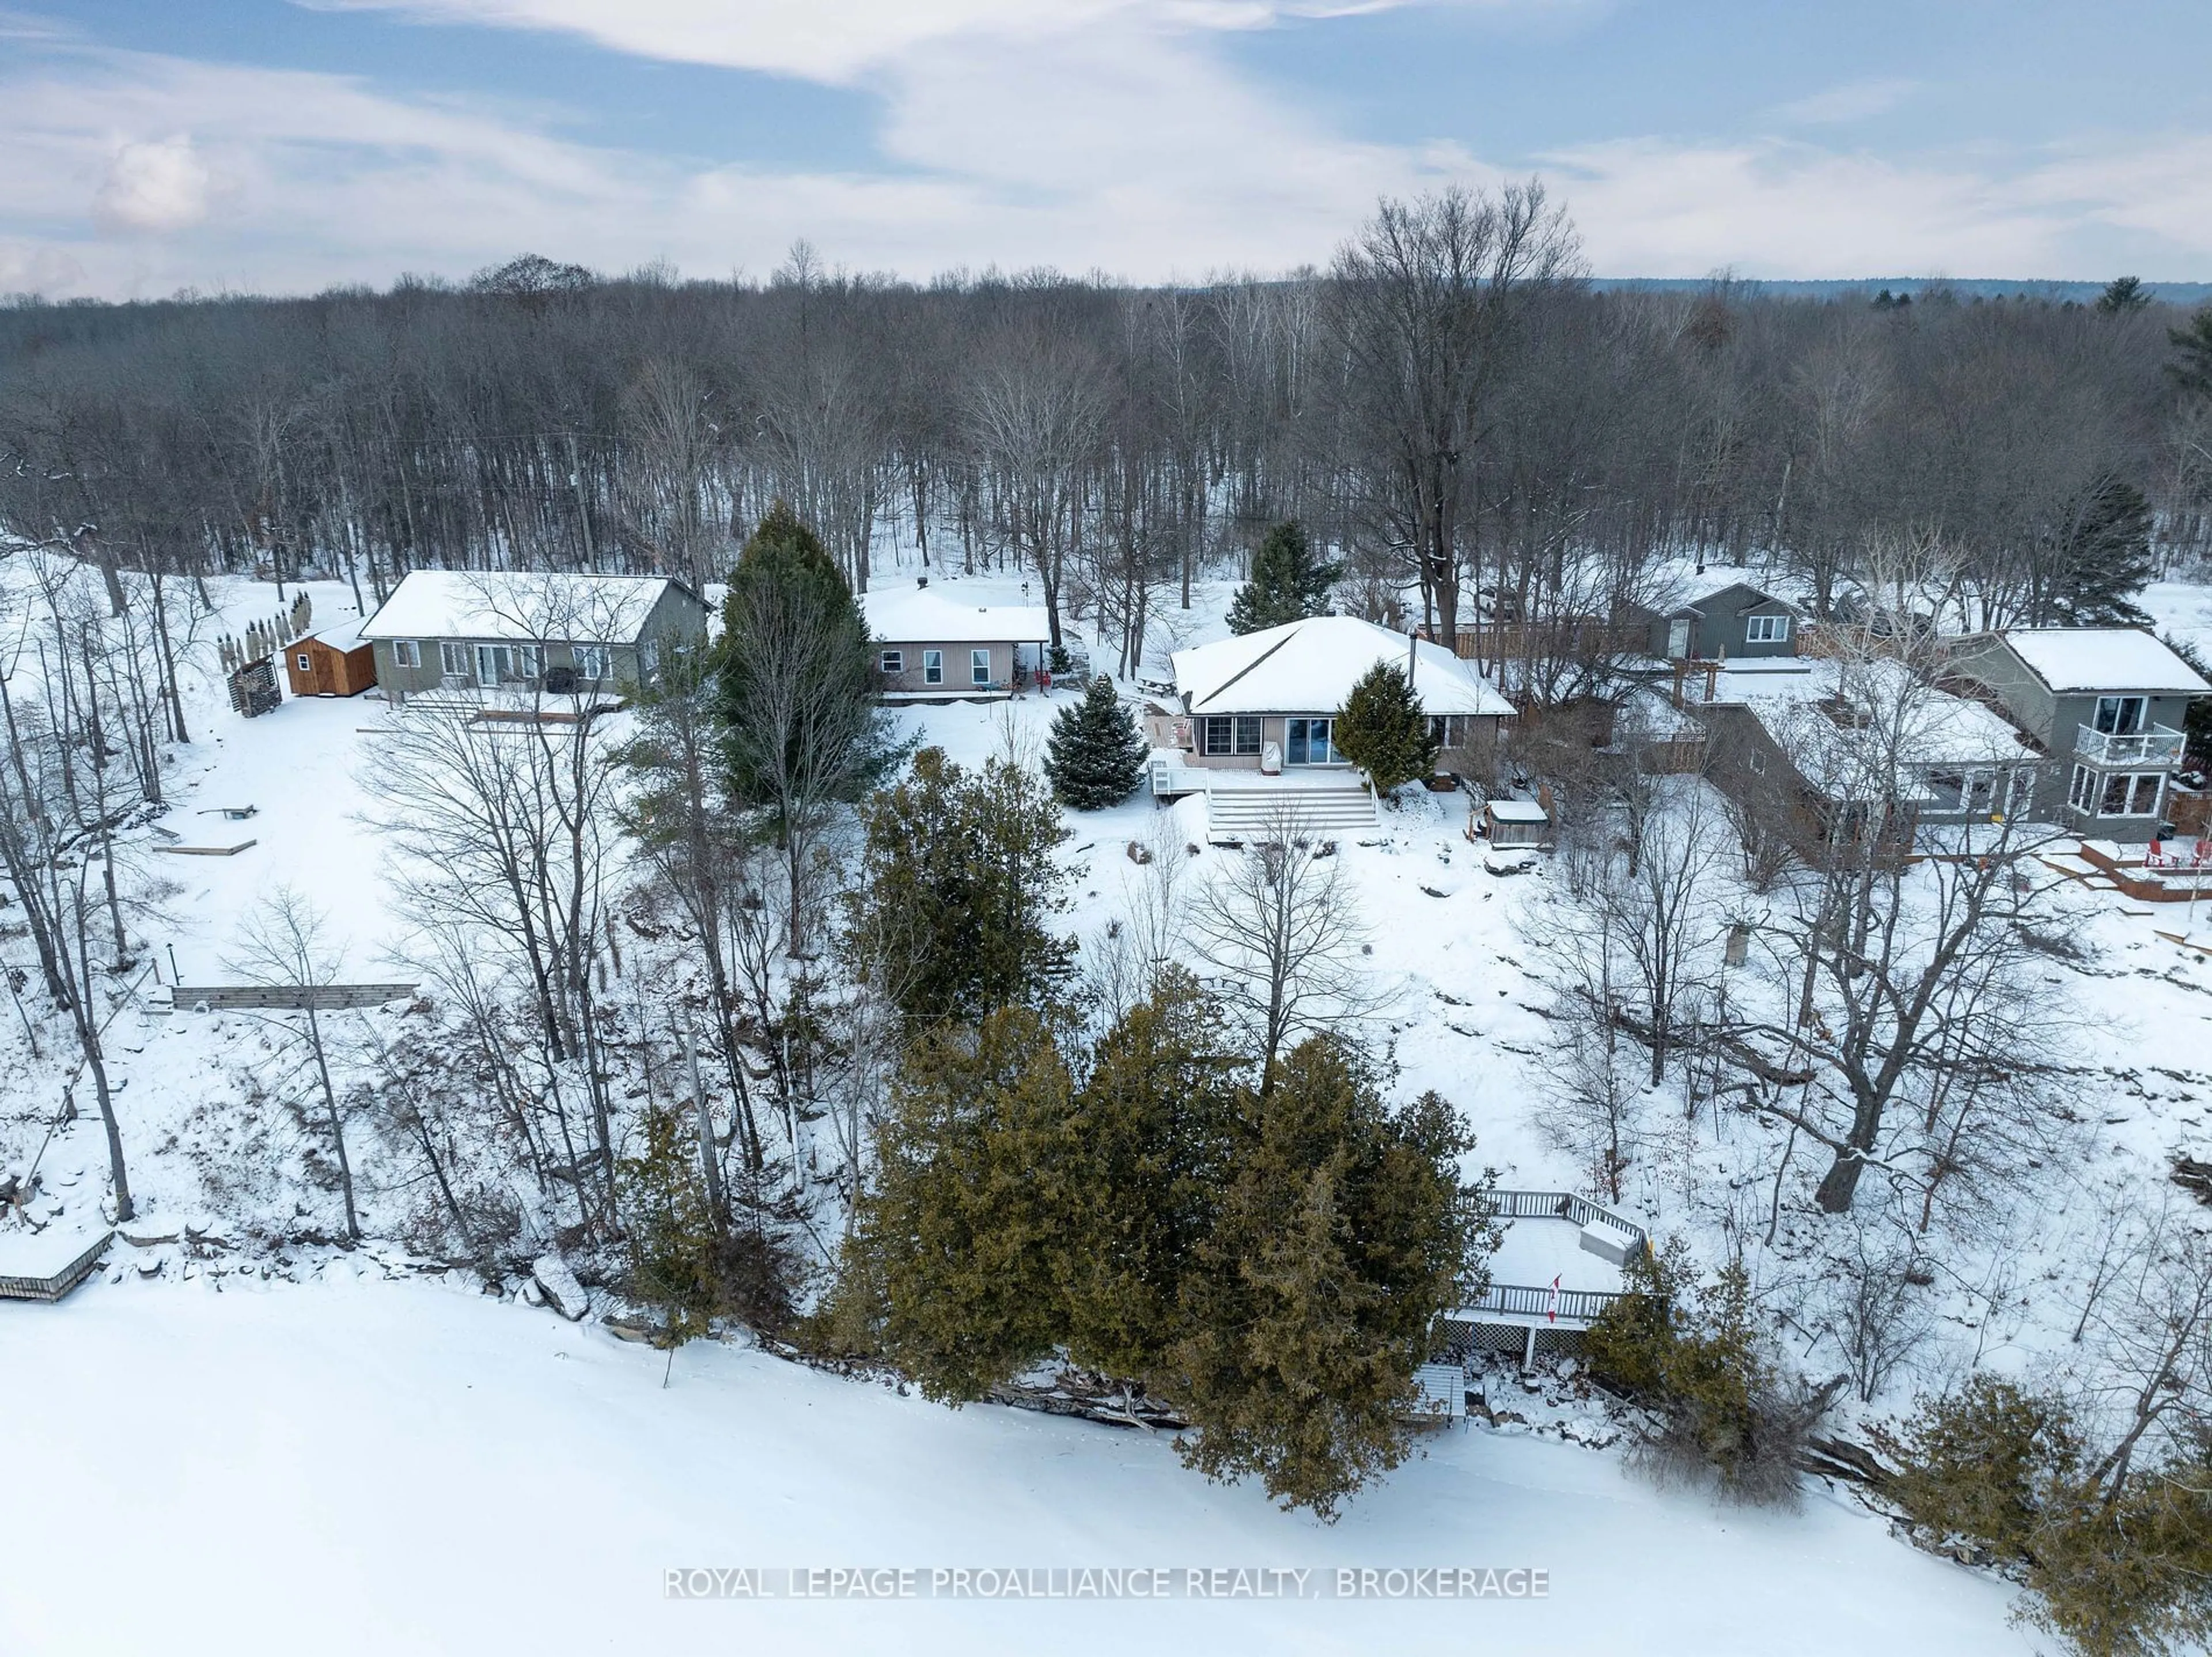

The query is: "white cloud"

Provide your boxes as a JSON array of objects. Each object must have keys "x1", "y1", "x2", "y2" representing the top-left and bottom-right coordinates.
[
  {"x1": 1771, "y1": 77, "x2": 1919, "y2": 126},
  {"x1": 0, "y1": 9, "x2": 2208, "y2": 298},
  {"x1": 1546, "y1": 135, "x2": 2212, "y2": 278},
  {"x1": 298, "y1": 0, "x2": 1280, "y2": 83},
  {"x1": 0, "y1": 241, "x2": 88, "y2": 294},
  {"x1": 92, "y1": 133, "x2": 213, "y2": 232}
]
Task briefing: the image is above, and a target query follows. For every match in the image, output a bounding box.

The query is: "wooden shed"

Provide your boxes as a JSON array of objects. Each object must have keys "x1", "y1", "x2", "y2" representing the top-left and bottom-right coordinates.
[
  {"x1": 284, "y1": 619, "x2": 377, "y2": 698},
  {"x1": 1483, "y1": 797, "x2": 1552, "y2": 849}
]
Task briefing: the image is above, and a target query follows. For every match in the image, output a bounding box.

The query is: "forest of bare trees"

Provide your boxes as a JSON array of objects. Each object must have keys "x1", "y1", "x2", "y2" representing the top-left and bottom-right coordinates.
[{"x1": 3, "y1": 202, "x2": 2208, "y2": 695}]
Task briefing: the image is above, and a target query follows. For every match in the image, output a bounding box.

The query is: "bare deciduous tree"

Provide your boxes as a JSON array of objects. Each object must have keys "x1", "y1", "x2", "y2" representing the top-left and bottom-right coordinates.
[
  {"x1": 226, "y1": 887, "x2": 361, "y2": 1243},
  {"x1": 1188, "y1": 805, "x2": 1386, "y2": 1087}
]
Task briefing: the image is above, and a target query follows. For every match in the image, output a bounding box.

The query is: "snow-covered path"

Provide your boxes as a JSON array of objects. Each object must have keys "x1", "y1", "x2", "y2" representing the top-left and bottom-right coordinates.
[{"x1": 0, "y1": 1276, "x2": 2029, "y2": 1656}]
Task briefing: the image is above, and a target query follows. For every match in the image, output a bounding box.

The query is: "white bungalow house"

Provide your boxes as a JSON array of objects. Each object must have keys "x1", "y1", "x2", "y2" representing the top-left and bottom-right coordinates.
[{"x1": 1152, "y1": 615, "x2": 1514, "y2": 841}]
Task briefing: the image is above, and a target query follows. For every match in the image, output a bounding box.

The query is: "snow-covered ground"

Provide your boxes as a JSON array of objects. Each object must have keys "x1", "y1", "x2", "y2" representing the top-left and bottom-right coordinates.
[
  {"x1": 0, "y1": 1272, "x2": 2032, "y2": 1657},
  {"x1": 8, "y1": 553, "x2": 2212, "y2": 1655}
]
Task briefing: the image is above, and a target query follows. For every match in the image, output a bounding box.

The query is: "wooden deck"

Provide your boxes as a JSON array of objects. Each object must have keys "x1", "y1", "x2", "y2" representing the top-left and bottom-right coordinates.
[{"x1": 0, "y1": 1229, "x2": 113, "y2": 1302}]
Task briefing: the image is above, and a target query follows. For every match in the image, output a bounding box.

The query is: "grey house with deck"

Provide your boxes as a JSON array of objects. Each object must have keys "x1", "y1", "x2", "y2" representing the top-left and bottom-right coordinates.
[
  {"x1": 359, "y1": 571, "x2": 709, "y2": 703},
  {"x1": 1945, "y1": 627, "x2": 2209, "y2": 843}
]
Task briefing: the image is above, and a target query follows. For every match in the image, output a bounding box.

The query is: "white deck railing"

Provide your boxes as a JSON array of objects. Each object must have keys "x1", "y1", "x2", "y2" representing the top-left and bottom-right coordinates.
[{"x1": 2075, "y1": 724, "x2": 2186, "y2": 767}]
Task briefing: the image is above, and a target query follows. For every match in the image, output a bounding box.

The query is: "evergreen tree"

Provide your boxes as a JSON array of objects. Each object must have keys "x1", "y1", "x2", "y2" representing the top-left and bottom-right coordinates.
[
  {"x1": 1225, "y1": 520, "x2": 1340, "y2": 635},
  {"x1": 2171, "y1": 308, "x2": 2212, "y2": 400},
  {"x1": 1332, "y1": 661, "x2": 1438, "y2": 797},
  {"x1": 618, "y1": 1102, "x2": 797, "y2": 1349},
  {"x1": 618, "y1": 1104, "x2": 725, "y2": 1359},
  {"x1": 2044, "y1": 474, "x2": 2157, "y2": 626},
  {"x1": 1873, "y1": 1380, "x2": 2212, "y2": 1657},
  {"x1": 2097, "y1": 275, "x2": 2152, "y2": 315},
  {"x1": 1061, "y1": 968, "x2": 1241, "y2": 1382},
  {"x1": 1165, "y1": 1036, "x2": 1490, "y2": 1519},
  {"x1": 843, "y1": 746, "x2": 1075, "y2": 1031},
  {"x1": 840, "y1": 1009, "x2": 1078, "y2": 1401},
  {"x1": 1044, "y1": 674, "x2": 1148, "y2": 809},
  {"x1": 1585, "y1": 1240, "x2": 1822, "y2": 1503},
  {"x1": 2165, "y1": 637, "x2": 2212, "y2": 759},
  {"x1": 716, "y1": 500, "x2": 901, "y2": 952}
]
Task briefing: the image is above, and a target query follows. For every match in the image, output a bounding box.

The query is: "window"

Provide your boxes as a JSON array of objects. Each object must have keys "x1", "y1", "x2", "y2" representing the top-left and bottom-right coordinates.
[
  {"x1": 440, "y1": 641, "x2": 471, "y2": 677},
  {"x1": 2069, "y1": 763, "x2": 2099, "y2": 812},
  {"x1": 2099, "y1": 771, "x2": 2163, "y2": 818},
  {"x1": 2006, "y1": 767, "x2": 2034, "y2": 818},
  {"x1": 475, "y1": 644, "x2": 512, "y2": 684},
  {"x1": 923, "y1": 649, "x2": 944, "y2": 686},
  {"x1": 296, "y1": 652, "x2": 313, "y2": 675},
  {"x1": 2093, "y1": 695, "x2": 2147, "y2": 736},
  {"x1": 638, "y1": 638, "x2": 660, "y2": 676},
  {"x1": 971, "y1": 648, "x2": 991, "y2": 687},
  {"x1": 515, "y1": 644, "x2": 543, "y2": 681},
  {"x1": 1745, "y1": 614, "x2": 1790, "y2": 645},
  {"x1": 1748, "y1": 750, "x2": 1767, "y2": 775},
  {"x1": 880, "y1": 650, "x2": 904, "y2": 676},
  {"x1": 392, "y1": 640, "x2": 421, "y2": 669},
  {"x1": 1287, "y1": 718, "x2": 1338, "y2": 765},
  {"x1": 1200, "y1": 716, "x2": 1263, "y2": 757},
  {"x1": 573, "y1": 644, "x2": 609, "y2": 681}
]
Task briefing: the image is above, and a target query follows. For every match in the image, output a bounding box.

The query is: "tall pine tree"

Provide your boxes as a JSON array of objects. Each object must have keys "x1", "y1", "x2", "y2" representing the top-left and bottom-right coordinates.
[
  {"x1": 1165, "y1": 1035, "x2": 1493, "y2": 1520},
  {"x1": 715, "y1": 500, "x2": 899, "y2": 953},
  {"x1": 1044, "y1": 674, "x2": 1148, "y2": 808},
  {"x1": 843, "y1": 746, "x2": 1075, "y2": 1031},
  {"x1": 841, "y1": 1009, "x2": 1078, "y2": 1401},
  {"x1": 1062, "y1": 968, "x2": 1241, "y2": 1382},
  {"x1": 2173, "y1": 308, "x2": 2212, "y2": 399},
  {"x1": 1225, "y1": 520, "x2": 1340, "y2": 635},
  {"x1": 2043, "y1": 474, "x2": 2157, "y2": 626},
  {"x1": 1332, "y1": 661, "x2": 1438, "y2": 797}
]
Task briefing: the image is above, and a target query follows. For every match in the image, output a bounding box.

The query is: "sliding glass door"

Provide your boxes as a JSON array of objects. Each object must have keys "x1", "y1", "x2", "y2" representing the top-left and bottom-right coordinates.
[{"x1": 1285, "y1": 718, "x2": 1338, "y2": 765}]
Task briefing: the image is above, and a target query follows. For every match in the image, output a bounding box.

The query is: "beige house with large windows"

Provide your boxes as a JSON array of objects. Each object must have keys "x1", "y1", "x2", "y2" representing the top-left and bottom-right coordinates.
[
  {"x1": 859, "y1": 581, "x2": 1053, "y2": 702},
  {"x1": 358, "y1": 570, "x2": 709, "y2": 703},
  {"x1": 1150, "y1": 615, "x2": 1513, "y2": 841}
]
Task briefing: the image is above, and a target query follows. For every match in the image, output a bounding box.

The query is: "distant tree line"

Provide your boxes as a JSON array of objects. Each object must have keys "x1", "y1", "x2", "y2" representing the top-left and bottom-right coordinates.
[{"x1": 4, "y1": 214, "x2": 2209, "y2": 692}]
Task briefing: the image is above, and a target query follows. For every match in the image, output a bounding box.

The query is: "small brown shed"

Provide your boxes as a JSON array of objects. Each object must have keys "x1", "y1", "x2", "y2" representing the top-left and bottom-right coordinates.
[
  {"x1": 284, "y1": 619, "x2": 377, "y2": 698},
  {"x1": 1483, "y1": 797, "x2": 1553, "y2": 848}
]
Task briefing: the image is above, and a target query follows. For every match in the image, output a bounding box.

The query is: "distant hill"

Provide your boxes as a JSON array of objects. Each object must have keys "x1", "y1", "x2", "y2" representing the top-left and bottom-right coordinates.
[{"x1": 1592, "y1": 277, "x2": 2212, "y2": 306}]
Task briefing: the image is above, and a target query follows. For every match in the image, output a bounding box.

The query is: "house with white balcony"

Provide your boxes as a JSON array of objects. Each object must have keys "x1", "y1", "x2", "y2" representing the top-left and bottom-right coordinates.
[
  {"x1": 1946, "y1": 627, "x2": 2209, "y2": 843},
  {"x1": 1149, "y1": 615, "x2": 1514, "y2": 841}
]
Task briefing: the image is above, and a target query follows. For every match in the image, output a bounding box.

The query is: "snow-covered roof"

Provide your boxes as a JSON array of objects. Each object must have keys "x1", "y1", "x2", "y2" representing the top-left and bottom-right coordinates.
[
  {"x1": 859, "y1": 584, "x2": 1052, "y2": 645},
  {"x1": 1487, "y1": 799, "x2": 1550, "y2": 822},
  {"x1": 305, "y1": 616, "x2": 368, "y2": 653},
  {"x1": 2000, "y1": 628, "x2": 2210, "y2": 695},
  {"x1": 1171, "y1": 615, "x2": 1514, "y2": 718},
  {"x1": 360, "y1": 572, "x2": 689, "y2": 645},
  {"x1": 1643, "y1": 562, "x2": 1798, "y2": 616},
  {"x1": 1712, "y1": 659, "x2": 2033, "y2": 799}
]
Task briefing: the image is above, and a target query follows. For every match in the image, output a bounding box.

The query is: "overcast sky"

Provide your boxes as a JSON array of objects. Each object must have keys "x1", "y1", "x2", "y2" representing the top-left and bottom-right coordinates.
[{"x1": 5, "y1": 1, "x2": 2210, "y2": 299}]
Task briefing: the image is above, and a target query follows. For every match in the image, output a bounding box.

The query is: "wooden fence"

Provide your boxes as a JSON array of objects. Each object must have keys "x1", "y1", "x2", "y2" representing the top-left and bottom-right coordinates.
[
  {"x1": 171, "y1": 983, "x2": 419, "y2": 1012},
  {"x1": 0, "y1": 1231, "x2": 113, "y2": 1302},
  {"x1": 1450, "y1": 619, "x2": 1649, "y2": 664}
]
